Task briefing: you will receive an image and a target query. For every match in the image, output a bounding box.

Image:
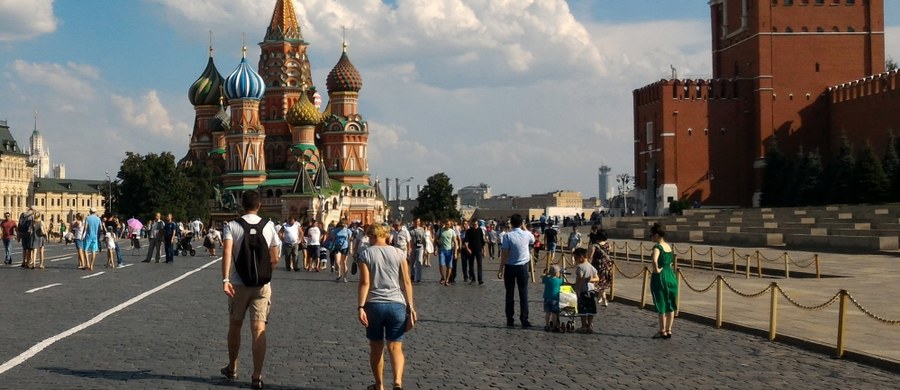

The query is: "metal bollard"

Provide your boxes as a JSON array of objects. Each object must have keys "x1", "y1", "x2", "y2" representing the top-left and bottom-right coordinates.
[
  {"x1": 675, "y1": 271, "x2": 681, "y2": 317},
  {"x1": 815, "y1": 254, "x2": 820, "y2": 279},
  {"x1": 836, "y1": 290, "x2": 848, "y2": 358},
  {"x1": 609, "y1": 264, "x2": 616, "y2": 300},
  {"x1": 745, "y1": 255, "x2": 751, "y2": 279},
  {"x1": 732, "y1": 249, "x2": 737, "y2": 274},
  {"x1": 626, "y1": 244, "x2": 630, "y2": 262},
  {"x1": 710, "y1": 247, "x2": 715, "y2": 271},
  {"x1": 715, "y1": 276, "x2": 724, "y2": 328},
  {"x1": 640, "y1": 268, "x2": 649, "y2": 309},
  {"x1": 756, "y1": 251, "x2": 762, "y2": 278},
  {"x1": 784, "y1": 252, "x2": 790, "y2": 279},
  {"x1": 640, "y1": 244, "x2": 644, "y2": 263},
  {"x1": 690, "y1": 246, "x2": 695, "y2": 268},
  {"x1": 769, "y1": 282, "x2": 778, "y2": 341}
]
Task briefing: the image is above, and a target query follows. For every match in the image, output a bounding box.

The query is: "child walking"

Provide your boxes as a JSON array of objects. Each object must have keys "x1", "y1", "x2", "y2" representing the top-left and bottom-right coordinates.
[{"x1": 542, "y1": 265, "x2": 563, "y2": 332}]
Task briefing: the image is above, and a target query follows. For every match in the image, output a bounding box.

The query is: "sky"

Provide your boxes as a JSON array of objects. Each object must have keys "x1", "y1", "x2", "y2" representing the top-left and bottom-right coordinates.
[{"x1": 1, "y1": 0, "x2": 898, "y2": 199}]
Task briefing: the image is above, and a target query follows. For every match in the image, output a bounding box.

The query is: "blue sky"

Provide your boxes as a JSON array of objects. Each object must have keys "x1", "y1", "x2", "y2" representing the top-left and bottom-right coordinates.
[{"x1": 1, "y1": 0, "x2": 898, "y2": 199}]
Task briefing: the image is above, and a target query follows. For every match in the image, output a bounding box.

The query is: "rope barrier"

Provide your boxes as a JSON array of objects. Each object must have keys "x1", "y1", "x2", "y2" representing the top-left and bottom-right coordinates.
[
  {"x1": 678, "y1": 271, "x2": 718, "y2": 293},
  {"x1": 711, "y1": 248, "x2": 731, "y2": 257},
  {"x1": 626, "y1": 243, "x2": 642, "y2": 252},
  {"x1": 674, "y1": 247, "x2": 691, "y2": 255},
  {"x1": 721, "y1": 278, "x2": 772, "y2": 299},
  {"x1": 757, "y1": 251, "x2": 784, "y2": 263},
  {"x1": 777, "y1": 288, "x2": 842, "y2": 311},
  {"x1": 786, "y1": 254, "x2": 817, "y2": 268},
  {"x1": 613, "y1": 263, "x2": 646, "y2": 279},
  {"x1": 846, "y1": 292, "x2": 900, "y2": 325},
  {"x1": 692, "y1": 247, "x2": 711, "y2": 256}
]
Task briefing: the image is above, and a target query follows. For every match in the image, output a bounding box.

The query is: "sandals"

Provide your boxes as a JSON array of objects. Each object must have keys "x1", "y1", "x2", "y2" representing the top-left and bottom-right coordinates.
[
  {"x1": 251, "y1": 378, "x2": 264, "y2": 389},
  {"x1": 652, "y1": 332, "x2": 667, "y2": 339},
  {"x1": 220, "y1": 366, "x2": 237, "y2": 380}
]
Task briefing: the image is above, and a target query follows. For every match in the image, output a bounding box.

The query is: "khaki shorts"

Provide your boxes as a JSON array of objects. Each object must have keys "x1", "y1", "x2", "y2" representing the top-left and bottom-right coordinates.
[{"x1": 228, "y1": 284, "x2": 272, "y2": 323}]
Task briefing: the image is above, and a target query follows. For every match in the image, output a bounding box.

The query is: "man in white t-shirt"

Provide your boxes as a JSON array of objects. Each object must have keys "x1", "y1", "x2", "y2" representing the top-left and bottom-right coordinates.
[
  {"x1": 191, "y1": 218, "x2": 203, "y2": 241},
  {"x1": 220, "y1": 190, "x2": 279, "y2": 387},
  {"x1": 279, "y1": 216, "x2": 302, "y2": 272},
  {"x1": 306, "y1": 221, "x2": 322, "y2": 271}
]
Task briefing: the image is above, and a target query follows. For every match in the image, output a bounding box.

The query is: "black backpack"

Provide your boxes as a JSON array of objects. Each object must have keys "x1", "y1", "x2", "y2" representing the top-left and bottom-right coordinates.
[{"x1": 234, "y1": 218, "x2": 272, "y2": 287}]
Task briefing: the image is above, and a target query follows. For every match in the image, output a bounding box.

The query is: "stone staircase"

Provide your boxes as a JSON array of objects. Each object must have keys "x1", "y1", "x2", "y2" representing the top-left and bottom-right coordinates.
[{"x1": 606, "y1": 204, "x2": 900, "y2": 253}]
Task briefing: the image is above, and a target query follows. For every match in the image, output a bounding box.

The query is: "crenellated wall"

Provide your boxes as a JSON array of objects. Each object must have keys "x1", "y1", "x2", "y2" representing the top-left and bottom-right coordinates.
[{"x1": 829, "y1": 69, "x2": 900, "y2": 156}]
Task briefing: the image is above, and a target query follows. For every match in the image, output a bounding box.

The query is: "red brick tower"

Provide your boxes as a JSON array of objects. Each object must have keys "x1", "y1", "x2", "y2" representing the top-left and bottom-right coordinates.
[
  {"x1": 258, "y1": 0, "x2": 314, "y2": 171},
  {"x1": 322, "y1": 44, "x2": 370, "y2": 187}
]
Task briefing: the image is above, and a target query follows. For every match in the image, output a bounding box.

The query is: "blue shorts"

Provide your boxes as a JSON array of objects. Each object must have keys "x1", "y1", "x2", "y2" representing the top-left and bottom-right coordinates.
[
  {"x1": 364, "y1": 302, "x2": 407, "y2": 342},
  {"x1": 544, "y1": 299, "x2": 560, "y2": 314},
  {"x1": 74, "y1": 239, "x2": 83, "y2": 250},
  {"x1": 547, "y1": 243, "x2": 557, "y2": 252},
  {"x1": 438, "y1": 249, "x2": 453, "y2": 267},
  {"x1": 83, "y1": 237, "x2": 99, "y2": 253}
]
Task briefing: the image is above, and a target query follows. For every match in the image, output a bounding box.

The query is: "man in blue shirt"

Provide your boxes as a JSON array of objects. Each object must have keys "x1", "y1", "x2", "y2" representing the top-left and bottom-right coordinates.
[
  {"x1": 163, "y1": 213, "x2": 178, "y2": 263},
  {"x1": 498, "y1": 213, "x2": 535, "y2": 328},
  {"x1": 83, "y1": 208, "x2": 103, "y2": 271}
]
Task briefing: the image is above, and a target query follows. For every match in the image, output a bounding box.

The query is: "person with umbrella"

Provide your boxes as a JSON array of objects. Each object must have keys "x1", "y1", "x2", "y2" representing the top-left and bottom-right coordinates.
[{"x1": 127, "y1": 217, "x2": 143, "y2": 250}]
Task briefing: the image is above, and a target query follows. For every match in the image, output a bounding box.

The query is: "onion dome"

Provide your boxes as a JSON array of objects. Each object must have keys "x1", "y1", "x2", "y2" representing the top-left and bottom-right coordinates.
[
  {"x1": 209, "y1": 101, "x2": 231, "y2": 132},
  {"x1": 188, "y1": 56, "x2": 226, "y2": 106},
  {"x1": 326, "y1": 45, "x2": 362, "y2": 93},
  {"x1": 224, "y1": 48, "x2": 266, "y2": 100},
  {"x1": 286, "y1": 89, "x2": 322, "y2": 126}
]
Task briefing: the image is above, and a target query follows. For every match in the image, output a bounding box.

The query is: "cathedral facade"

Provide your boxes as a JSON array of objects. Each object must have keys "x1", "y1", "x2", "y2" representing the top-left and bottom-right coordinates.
[{"x1": 181, "y1": 0, "x2": 384, "y2": 225}]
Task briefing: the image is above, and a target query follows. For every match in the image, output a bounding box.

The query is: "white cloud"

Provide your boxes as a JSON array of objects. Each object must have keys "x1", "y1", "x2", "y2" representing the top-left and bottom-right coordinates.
[
  {"x1": 110, "y1": 90, "x2": 190, "y2": 139},
  {"x1": 0, "y1": 0, "x2": 57, "y2": 41},
  {"x1": 8, "y1": 60, "x2": 99, "y2": 99}
]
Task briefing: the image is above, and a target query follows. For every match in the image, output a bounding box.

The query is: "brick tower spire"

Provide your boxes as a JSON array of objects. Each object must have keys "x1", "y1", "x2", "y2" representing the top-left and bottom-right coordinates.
[{"x1": 258, "y1": 0, "x2": 314, "y2": 171}]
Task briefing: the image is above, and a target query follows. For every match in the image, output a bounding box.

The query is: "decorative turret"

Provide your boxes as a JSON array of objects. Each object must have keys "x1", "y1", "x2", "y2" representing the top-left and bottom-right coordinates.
[
  {"x1": 286, "y1": 88, "x2": 323, "y2": 127},
  {"x1": 264, "y1": 0, "x2": 303, "y2": 42},
  {"x1": 188, "y1": 45, "x2": 227, "y2": 106},
  {"x1": 326, "y1": 44, "x2": 363, "y2": 93},
  {"x1": 225, "y1": 47, "x2": 266, "y2": 101}
]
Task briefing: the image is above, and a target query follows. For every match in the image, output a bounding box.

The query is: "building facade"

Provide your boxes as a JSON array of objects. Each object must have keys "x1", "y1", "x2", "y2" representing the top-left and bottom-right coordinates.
[
  {"x1": 458, "y1": 183, "x2": 492, "y2": 207},
  {"x1": 515, "y1": 191, "x2": 583, "y2": 209},
  {"x1": 0, "y1": 120, "x2": 31, "y2": 219},
  {"x1": 634, "y1": 0, "x2": 898, "y2": 213},
  {"x1": 181, "y1": 0, "x2": 384, "y2": 225},
  {"x1": 31, "y1": 178, "x2": 106, "y2": 225}
]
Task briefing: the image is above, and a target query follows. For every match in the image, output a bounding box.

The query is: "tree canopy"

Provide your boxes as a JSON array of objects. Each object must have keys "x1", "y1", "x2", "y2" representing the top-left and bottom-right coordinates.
[
  {"x1": 116, "y1": 152, "x2": 211, "y2": 222},
  {"x1": 412, "y1": 172, "x2": 461, "y2": 222}
]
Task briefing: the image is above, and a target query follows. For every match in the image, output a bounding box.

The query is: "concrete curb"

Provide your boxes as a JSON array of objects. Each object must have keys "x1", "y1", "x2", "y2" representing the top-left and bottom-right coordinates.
[{"x1": 610, "y1": 294, "x2": 900, "y2": 373}]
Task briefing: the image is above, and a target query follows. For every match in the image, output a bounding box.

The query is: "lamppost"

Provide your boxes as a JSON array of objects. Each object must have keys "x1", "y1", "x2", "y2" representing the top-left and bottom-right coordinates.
[
  {"x1": 397, "y1": 176, "x2": 414, "y2": 222},
  {"x1": 105, "y1": 171, "x2": 112, "y2": 213},
  {"x1": 616, "y1": 173, "x2": 633, "y2": 215}
]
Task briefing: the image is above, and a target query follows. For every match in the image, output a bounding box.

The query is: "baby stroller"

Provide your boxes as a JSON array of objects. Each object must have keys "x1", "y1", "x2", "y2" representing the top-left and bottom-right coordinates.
[
  {"x1": 176, "y1": 232, "x2": 196, "y2": 256},
  {"x1": 557, "y1": 284, "x2": 580, "y2": 332}
]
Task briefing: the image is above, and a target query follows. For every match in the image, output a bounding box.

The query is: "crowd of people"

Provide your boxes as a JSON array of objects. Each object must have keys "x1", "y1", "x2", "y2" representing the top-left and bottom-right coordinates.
[{"x1": 2, "y1": 196, "x2": 678, "y2": 390}]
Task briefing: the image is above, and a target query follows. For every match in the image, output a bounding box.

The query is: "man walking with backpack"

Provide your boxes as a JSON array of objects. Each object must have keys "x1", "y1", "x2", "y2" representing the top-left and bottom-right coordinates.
[{"x1": 221, "y1": 190, "x2": 279, "y2": 390}]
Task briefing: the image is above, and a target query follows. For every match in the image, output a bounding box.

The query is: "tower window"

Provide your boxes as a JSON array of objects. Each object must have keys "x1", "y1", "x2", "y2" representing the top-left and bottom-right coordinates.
[
  {"x1": 847, "y1": 27, "x2": 855, "y2": 32},
  {"x1": 816, "y1": 27, "x2": 824, "y2": 33},
  {"x1": 785, "y1": 27, "x2": 793, "y2": 33},
  {"x1": 784, "y1": 0, "x2": 793, "y2": 5},
  {"x1": 846, "y1": 0, "x2": 855, "y2": 3},
  {"x1": 816, "y1": 62, "x2": 820, "y2": 72},
  {"x1": 704, "y1": 128, "x2": 709, "y2": 136},
  {"x1": 832, "y1": 26, "x2": 840, "y2": 32},
  {"x1": 815, "y1": 0, "x2": 824, "y2": 4},
  {"x1": 688, "y1": 128, "x2": 693, "y2": 136},
  {"x1": 801, "y1": 27, "x2": 809, "y2": 32}
]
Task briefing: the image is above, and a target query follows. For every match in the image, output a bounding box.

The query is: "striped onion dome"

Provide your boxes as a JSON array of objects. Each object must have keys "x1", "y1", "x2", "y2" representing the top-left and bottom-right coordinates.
[
  {"x1": 188, "y1": 56, "x2": 227, "y2": 106},
  {"x1": 224, "y1": 52, "x2": 266, "y2": 100},
  {"x1": 286, "y1": 90, "x2": 322, "y2": 127}
]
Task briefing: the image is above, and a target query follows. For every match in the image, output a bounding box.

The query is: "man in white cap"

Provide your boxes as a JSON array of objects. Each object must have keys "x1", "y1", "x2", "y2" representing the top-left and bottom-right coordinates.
[{"x1": 82, "y1": 207, "x2": 103, "y2": 271}]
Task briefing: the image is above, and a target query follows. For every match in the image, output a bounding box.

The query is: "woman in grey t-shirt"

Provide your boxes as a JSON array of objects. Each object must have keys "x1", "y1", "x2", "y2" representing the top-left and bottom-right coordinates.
[{"x1": 358, "y1": 223, "x2": 416, "y2": 390}]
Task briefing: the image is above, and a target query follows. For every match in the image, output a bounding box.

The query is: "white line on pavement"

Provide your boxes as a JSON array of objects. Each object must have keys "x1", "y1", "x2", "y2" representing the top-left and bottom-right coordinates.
[
  {"x1": 80, "y1": 272, "x2": 105, "y2": 279},
  {"x1": 0, "y1": 257, "x2": 222, "y2": 375},
  {"x1": 117, "y1": 264, "x2": 133, "y2": 269},
  {"x1": 49, "y1": 256, "x2": 73, "y2": 263},
  {"x1": 25, "y1": 283, "x2": 63, "y2": 294}
]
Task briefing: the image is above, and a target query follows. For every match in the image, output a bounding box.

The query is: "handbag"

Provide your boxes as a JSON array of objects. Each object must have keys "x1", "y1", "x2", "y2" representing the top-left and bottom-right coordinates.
[
  {"x1": 405, "y1": 308, "x2": 415, "y2": 332},
  {"x1": 351, "y1": 260, "x2": 358, "y2": 275}
]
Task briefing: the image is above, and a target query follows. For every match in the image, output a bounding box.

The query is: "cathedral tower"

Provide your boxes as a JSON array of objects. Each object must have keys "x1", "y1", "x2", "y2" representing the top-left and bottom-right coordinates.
[
  {"x1": 322, "y1": 44, "x2": 369, "y2": 186},
  {"x1": 222, "y1": 46, "x2": 268, "y2": 189},
  {"x1": 184, "y1": 40, "x2": 227, "y2": 167},
  {"x1": 28, "y1": 112, "x2": 50, "y2": 178},
  {"x1": 258, "y1": 0, "x2": 314, "y2": 170}
]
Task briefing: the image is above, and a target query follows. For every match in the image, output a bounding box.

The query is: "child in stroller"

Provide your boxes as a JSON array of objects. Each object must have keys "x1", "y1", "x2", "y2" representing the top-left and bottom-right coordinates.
[{"x1": 176, "y1": 232, "x2": 196, "y2": 256}]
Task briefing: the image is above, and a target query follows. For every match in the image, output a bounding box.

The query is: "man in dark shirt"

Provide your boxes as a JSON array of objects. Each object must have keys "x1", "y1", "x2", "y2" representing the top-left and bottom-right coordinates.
[
  {"x1": 544, "y1": 221, "x2": 559, "y2": 266},
  {"x1": 163, "y1": 213, "x2": 178, "y2": 263},
  {"x1": 464, "y1": 220, "x2": 486, "y2": 285}
]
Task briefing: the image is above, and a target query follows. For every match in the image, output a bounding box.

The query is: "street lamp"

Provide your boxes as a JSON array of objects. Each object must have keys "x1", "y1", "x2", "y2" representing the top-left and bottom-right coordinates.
[
  {"x1": 616, "y1": 173, "x2": 633, "y2": 215},
  {"x1": 105, "y1": 171, "x2": 112, "y2": 213},
  {"x1": 397, "y1": 176, "x2": 414, "y2": 222}
]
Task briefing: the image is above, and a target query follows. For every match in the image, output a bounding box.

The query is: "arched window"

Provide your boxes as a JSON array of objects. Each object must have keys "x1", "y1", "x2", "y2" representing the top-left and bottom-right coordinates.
[
  {"x1": 816, "y1": 27, "x2": 824, "y2": 33},
  {"x1": 847, "y1": 27, "x2": 855, "y2": 32},
  {"x1": 801, "y1": 27, "x2": 809, "y2": 32}
]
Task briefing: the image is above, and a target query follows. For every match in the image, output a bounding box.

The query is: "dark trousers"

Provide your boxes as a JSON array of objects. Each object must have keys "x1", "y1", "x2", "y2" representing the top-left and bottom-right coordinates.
[
  {"x1": 460, "y1": 251, "x2": 471, "y2": 281},
  {"x1": 164, "y1": 239, "x2": 174, "y2": 262},
  {"x1": 488, "y1": 243, "x2": 496, "y2": 258},
  {"x1": 144, "y1": 237, "x2": 161, "y2": 261},
  {"x1": 450, "y1": 251, "x2": 459, "y2": 283},
  {"x1": 3, "y1": 238, "x2": 12, "y2": 263},
  {"x1": 504, "y1": 264, "x2": 529, "y2": 323},
  {"x1": 466, "y1": 250, "x2": 484, "y2": 283}
]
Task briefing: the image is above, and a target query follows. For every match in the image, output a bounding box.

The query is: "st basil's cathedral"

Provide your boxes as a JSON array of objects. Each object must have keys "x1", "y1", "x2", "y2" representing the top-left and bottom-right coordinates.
[{"x1": 180, "y1": 0, "x2": 385, "y2": 225}]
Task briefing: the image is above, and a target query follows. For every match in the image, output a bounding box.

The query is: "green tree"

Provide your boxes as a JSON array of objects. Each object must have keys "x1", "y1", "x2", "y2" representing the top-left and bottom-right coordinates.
[
  {"x1": 180, "y1": 162, "x2": 212, "y2": 222},
  {"x1": 761, "y1": 137, "x2": 787, "y2": 207},
  {"x1": 825, "y1": 135, "x2": 856, "y2": 204},
  {"x1": 798, "y1": 150, "x2": 824, "y2": 206},
  {"x1": 412, "y1": 173, "x2": 461, "y2": 222},
  {"x1": 116, "y1": 152, "x2": 196, "y2": 221},
  {"x1": 883, "y1": 132, "x2": 900, "y2": 202},
  {"x1": 887, "y1": 57, "x2": 899, "y2": 72},
  {"x1": 853, "y1": 145, "x2": 890, "y2": 203}
]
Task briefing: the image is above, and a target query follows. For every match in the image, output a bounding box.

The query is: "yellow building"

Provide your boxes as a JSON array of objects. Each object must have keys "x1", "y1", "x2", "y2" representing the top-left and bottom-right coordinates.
[
  {"x1": 515, "y1": 191, "x2": 583, "y2": 209},
  {"x1": 31, "y1": 178, "x2": 106, "y2": 225},
  {"x1": 0, "y1": 120, "x2": 32, "y2": 219}
]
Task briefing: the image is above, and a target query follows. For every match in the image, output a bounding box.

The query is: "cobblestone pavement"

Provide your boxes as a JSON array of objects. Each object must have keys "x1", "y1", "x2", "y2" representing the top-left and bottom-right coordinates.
[{"x1": 0, "y1": 241, "x2": 898, "y2": 389}]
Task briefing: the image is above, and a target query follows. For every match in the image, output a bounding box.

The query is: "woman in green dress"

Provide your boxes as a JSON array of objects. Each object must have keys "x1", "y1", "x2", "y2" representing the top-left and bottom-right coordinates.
[{"x1": 649, "y1": 223, "x2": 677, "y2": 339}]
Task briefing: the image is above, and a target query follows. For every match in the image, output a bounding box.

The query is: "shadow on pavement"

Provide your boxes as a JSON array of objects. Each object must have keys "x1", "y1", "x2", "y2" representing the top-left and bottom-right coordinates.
[{"x1": 39, "y1": 367, "x2": 319, "y2": 389}]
